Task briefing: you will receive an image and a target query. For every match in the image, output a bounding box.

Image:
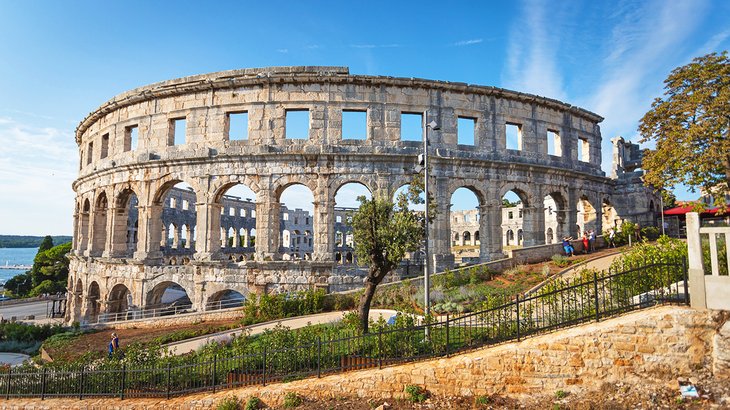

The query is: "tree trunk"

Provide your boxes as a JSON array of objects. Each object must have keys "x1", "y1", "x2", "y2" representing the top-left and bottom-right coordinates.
[{"x1": 358, "y1": 278, "x2": 379, "y2": 334}]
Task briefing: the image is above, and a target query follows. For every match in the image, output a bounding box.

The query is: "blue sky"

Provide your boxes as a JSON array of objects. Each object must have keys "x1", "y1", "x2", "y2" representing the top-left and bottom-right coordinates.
[{"x1": 0, "y1": 0, "x2": 727, "y2": 235}]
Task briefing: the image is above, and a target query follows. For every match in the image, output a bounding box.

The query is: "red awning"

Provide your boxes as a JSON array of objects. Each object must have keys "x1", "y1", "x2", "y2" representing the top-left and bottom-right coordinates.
[{"x1": 663, "y1": 205, "x2": 730, "y2": 216}]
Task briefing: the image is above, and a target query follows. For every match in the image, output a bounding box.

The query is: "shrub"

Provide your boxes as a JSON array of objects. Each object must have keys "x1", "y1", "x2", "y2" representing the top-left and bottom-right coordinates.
[
  {"x1": 475, "y1": 395, "x2": 492, "y2": 406},
  {"x1": 283, "y1": 392, "x2": 303, "y2": 408},
  {"x1": 555, "y1": 390, "x2": 568, "y2": 399},
  {"x1": 404, "y1": 385, "x2": 428, "y2": 402},
  {"x1": 244, "y1": 396, "x2": 262, "y2": 410},
  {"x1": 216, "y1": 395, "x2": 242, "y2": 410},
  {"x1": 551, "y1": 254, "x2": 571, "y2": 268}
]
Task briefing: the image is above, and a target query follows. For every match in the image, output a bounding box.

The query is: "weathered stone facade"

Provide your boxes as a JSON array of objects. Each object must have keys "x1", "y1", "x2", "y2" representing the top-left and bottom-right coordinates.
[{"x1": 68, "y1": 66, "x2": 658, "y2": 324}]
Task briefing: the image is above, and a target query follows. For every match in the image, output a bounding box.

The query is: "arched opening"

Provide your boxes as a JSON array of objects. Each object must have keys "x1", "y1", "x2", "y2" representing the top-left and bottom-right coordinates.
[
  {"x1": 450, "y1": 187, "x2": 482, "y2": 265},
  {"x1": 91, "y1": 193, "x2": 108, "y2": 256},
  {"x1": 206, "y1": 289, "x2": 246, "y2": 310},
  {"x1": 217, "y1": 183, "x2": 256, "y2": 256},
  {"x1": 517, "y1": 229, "x2": 523, "y2": 245},
  {"x1": 85, "y1": 281, "x2": 101, "y2": 323},
  {"x1": 394, "y1": 183, "x2": 425, "y2": 266},
  {"x1": 145, "y1": 281, "x2": 192, "y2": 313},
  {"x1": 501, "y1": 190, "x2": 525, "y2": 249},
  {"x1": 577, "y1": 195, "x2": 597, "y2": 237},
  {"x1": 474, "y1": 231, "x2": 480, "y2": 244},
  {"x1": 160, "y1": 182, "x2": 196, "y2": 256},
  {"x1": 115, "y1": 190, "x2": 139, "y2": 257},
  {"x1": 544, "y1": 192, "x2": 567, "y2": 240},
  {"x1": 79, "y1": 199, "x2": 91, "y2": 253},
  {"x1": 602, "y1": 199, "x2": 619, "y2": 231},
  {"x1": 334, "y1": 182, "x2": 371, "y2": 262},
  {"x1": 278, "y1": 184, "x2": 314, "y2": 258},
  {"x1": 107, "y1": 283, "x2": 131, "y2": 314}
]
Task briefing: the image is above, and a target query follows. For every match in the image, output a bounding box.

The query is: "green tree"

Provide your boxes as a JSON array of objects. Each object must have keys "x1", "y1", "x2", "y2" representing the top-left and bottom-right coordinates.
[
  {"x1": 350, "y1": 193, "x2": 424, "y2": 333},
  {"x1": 639, "y1": 51, "x2": 730, "y2": 206},
  {"x1": 27, "y1": 242, "x2": 71, "y2": 295}
]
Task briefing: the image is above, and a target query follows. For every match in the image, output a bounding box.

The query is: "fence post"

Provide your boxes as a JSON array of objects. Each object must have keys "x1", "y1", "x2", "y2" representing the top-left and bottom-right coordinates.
[
  {"x1": 686, "y1": 212, "x2": 707, "y2": 309},
  {"x1": 41, "y1": 368, "x2": 47, "y2": 400},
  {"x1": 445, "y1": 313, "x2": 450, "y2": 358},
  {"x1": 5, "y1": 368, "x2": 11, "y2": 399},
  {"x1": 166, "y1": 362, "x2": 171, "y2": 400},
  {"x1": 317, "y1": 337, "x2": 322, "y2": 378},
  {"x1": 120, "y1": 364, "x2": 126, "y2": 400},
  {"x1": 378, "y1": 329, "x2": 383, "y2": 370},
  {"x1": 78, "y1": 367, "x2": 84, "y2": 400},
  {"x1": 212, "y1": 355, "x2": 217, "y2": 393},
  {"x1": 262, "y1": 346, "x2": 267, "y2": 387},
  {"x1": 683, "y1": 257, "x2": 690, "y2": 305},
  {"x1": 515, "y1": 295, "x2": 520, "y2": 342},
  {"x1": 593, "y1": 270, "x2": 600, "y2": 322}
]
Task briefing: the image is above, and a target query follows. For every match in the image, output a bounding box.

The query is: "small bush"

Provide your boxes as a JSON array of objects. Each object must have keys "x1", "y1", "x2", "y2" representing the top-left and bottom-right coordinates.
[
  {"x1": 283, "y1": 392, "x2": 303, "y2": 408},
  {"x1": 244, "y1": 396, "x2": 262, "y2": 410},
  {"x1": 551, "y1": 254, "x2": 571, "y2": 268},
  {"x1": 216, "y1": 395, "x2": 242, "y2": 410},
  {"x1": 555, "y1": 390, "x2": 568, "y2": 399},
  {"x1": 475, "y1": 395, "x2": 492, "y2": 406},
  {"x1": 405, "y1": 385, "x2": 428, "y2": 402}
]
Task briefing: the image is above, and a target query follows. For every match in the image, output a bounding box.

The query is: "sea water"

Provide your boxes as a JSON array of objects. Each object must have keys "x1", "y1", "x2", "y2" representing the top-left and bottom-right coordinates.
[{"x1": 0, "y1": 248, "x2": 37, "y2": 285}]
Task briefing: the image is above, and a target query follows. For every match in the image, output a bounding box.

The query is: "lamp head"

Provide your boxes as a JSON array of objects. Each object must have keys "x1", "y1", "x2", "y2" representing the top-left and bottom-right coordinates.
[{"x1": 427, "y1": 120, "x2": 440, "y2": 130}]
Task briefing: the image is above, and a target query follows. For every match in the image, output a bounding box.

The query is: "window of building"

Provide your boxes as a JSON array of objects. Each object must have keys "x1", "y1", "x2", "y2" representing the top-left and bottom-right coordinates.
[
  {"x1": 182, "y1": 200, "x2": 189, "y2": 211},
  {"x1": 294, "y1": 216, "x2": 299, "y2": 225},
  {"x1": 100, "y1": 133, "x2": 109, "y2": 159},
  {"x1": 519, "y1": 209, "x2": 523, "y2": 218},
  {"x1": 170, "y1": 198, "x2": 177, "y2": 208},
  {"x1": 400, "y1": 112, "x2": 423, "y2": 141},
  {"x1": 86, "y1": 142, "x2": 93, "y2": 165},
  {"x1": 283, "y1": 213, "x2": 289, "y2": 221},
  {"x1": 457, "y1": 117, "x2": 476, "y2": 145},
  {"x1": 508, "y1": 211, "x2": 513, "y2": 219},
  {"x1": 464, "y1": 214, "x2": 470, "y2": 223},
  {"x1": 229, "y1": 207, "x2": 235, "y2": 216},
  {"x1": 505, "y1": 123, "x2": 522, "y2": 150},
  {"x1": 227, "y1": 112, "x2": 248, "y2": 141},
  {"x1": 578, "y1": 137, "x2": 590, "y2": 162},
  {"x1": 547, "y1": 130, "x2": 561, "y2": 156},
  {"x1": 169, "y1": 118, "x2": 186, "y2": 146},
  {"x1": 336, "y1": 215, "x2": 342, "y2": 223},
  {"x1": 342, "y1": 110, "x2": 367, "y2": 140},
  {"x1": 286, "y1": 110, "x2": 309, "y2": 140},
  {"x1": 251, "y1": 210, "x2": 256, "y2": 218},
  {"x1": 240, "y1": 209, "x2": 246, "y2": 217},
  {"x1": 124, "y1": 125, "x2": 138, "y2": 152}
]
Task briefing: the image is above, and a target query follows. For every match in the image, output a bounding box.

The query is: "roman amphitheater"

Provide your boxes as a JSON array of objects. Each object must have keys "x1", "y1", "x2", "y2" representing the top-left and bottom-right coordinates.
[{"x1": 67, "y1": 66, "x2": 658, "y2": 324}]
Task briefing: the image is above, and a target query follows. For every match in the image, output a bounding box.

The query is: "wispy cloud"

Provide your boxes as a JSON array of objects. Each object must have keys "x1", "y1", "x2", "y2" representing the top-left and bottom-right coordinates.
[
  {"x1": 349, "y1": 44, "x2": 401, "y2": 49},
  {"x1": 0, "y1": 117, "x2": 77, "y2": 235},
  {"x1": 305, "y1": 44, "x2": 322, "y2": 50},
  {"x1": 452, "y1": 38, "x2": 483, "y2": 47},
  {"x1": 276, "y1": 48, "x2": 289, "y2": 53},
  {"x1": 502, "y1": 0, "x2": 567, "y2": 100}
]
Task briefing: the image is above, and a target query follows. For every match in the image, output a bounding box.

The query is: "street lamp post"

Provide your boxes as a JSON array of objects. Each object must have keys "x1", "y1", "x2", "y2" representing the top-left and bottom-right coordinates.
[{"x1": 422, "y1": 118, "x2": 439, "y2": 322}]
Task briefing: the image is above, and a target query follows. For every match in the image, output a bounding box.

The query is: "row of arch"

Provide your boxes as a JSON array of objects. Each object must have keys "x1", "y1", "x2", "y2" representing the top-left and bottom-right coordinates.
[{"x1": 74, "y1": 171, "x2": 615, "y2": 267}]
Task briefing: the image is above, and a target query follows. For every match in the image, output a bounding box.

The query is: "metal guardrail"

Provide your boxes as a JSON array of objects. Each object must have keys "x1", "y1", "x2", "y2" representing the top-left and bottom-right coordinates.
[
  {"x1": 95, "y1": 299, "x2": 245, "y2": 324},
  {"x1": 0, "y1": 258, "x2": 687, "y2": 399}
]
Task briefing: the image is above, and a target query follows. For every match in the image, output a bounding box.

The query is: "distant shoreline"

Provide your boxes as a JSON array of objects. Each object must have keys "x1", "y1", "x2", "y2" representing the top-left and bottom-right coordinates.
[{"x1": 0, "y1": 235, "x2": 72, "y2": 249}]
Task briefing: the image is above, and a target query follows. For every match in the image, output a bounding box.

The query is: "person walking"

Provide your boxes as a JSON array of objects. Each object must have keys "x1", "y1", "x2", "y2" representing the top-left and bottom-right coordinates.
[
  {"x1": 108, "y1": 332, "x2": 119, "y2": 358},
  {"x1": 582, "y1": 232, "x2": 590, "y2": 254},
  {"x1": 588, "y1": 229, "x2": 596, "y2": 252}
]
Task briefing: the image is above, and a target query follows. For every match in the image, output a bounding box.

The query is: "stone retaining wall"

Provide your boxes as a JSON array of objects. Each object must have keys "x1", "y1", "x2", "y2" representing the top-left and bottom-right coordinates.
[{"x1": 10, "y1": 306, "x2": 729, "y2": 409}]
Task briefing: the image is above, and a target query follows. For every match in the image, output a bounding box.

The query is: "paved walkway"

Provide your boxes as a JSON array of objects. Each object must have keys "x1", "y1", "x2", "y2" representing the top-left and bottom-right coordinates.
[
  {"x1": 0, "y1": 352, "x2": 29, "y2": 366},
  {"x1": 526, "y1": 248, "x2": 626, "y2": 295},
  {"x1": 165, "y1": 308, "x2": 399, "y2": 355}
]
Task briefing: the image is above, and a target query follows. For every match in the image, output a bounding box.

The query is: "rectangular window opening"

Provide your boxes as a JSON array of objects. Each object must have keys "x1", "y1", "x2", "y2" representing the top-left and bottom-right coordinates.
[
  {"x1": 578, "y1": 138, "x2": 590, "y2": 162},
  {"x1": 182, "y1": 200, "x2": 189, "y2": 211},
  {"x1": 457, "y1": 117, "x2": 476, "y2": 145},
  {"x1": 86, "y1": 142, "x2": 93, "y2": 165},
  {"x1": 169, "y1": 118, "x2": 187, "y2": 146},
  {"x1": 100, "y1": 133, "x2": 109, "y2": 159},
  {"x1": 125, "y1": 125, "x2": 138, "y2": 152},
  {"x1": 547, "y1": 130, "x2": 561, "y2": 156},
  {"x1": 229, "y1": 208, "x2": 235, "y2": 216},
  {"x1": 227, "y1": 112, "x2": 248, "y2": 141},
  {"x1": 342, "y1": 110, "x2": 367, "y2": 140},
  {"x1": 505, "y1": 123, "x2": 522, "y2": 151},
  {"x1": 285, "y1": 110, "x2": 310, "y2": 140},
  {"x1": 400, "y1": 112, "x2": 423, "y2": 142}
]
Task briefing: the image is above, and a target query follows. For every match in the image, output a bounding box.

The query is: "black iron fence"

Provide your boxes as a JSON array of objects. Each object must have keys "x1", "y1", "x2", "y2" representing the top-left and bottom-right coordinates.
[{"x1": 1, "y1": 258, "x2": 687, "y2": 400}]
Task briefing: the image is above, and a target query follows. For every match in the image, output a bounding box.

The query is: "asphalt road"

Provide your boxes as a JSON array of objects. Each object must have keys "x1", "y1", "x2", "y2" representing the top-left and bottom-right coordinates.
[{"x1": 0, "y1": 300, "x2": 53, "y2": 321}]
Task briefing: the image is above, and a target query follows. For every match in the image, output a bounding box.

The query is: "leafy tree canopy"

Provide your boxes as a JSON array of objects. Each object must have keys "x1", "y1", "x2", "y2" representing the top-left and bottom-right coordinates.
[
  {"x1": 639, "y1": 51, "x2": 730, "y2": 207},
  {"x1": 350, "y1": 188, "x2": 425, "y2": 333}
]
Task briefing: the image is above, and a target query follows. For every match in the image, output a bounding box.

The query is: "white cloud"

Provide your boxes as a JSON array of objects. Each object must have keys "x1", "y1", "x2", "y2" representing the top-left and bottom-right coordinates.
[
  {"x1": 583, "y1": 0, "x2": 708, "y2": 172},
  {"x1": 502, "y1": 0, "x2": 567, "y2": 100},
  {"x1": 0, "y1": 117, "x2": 77, "y2": 235},
  {"x1": 453, "y1": 39, "x2": 483, "y2": 47},
  {"x1": 349, "y1": 44, "x2": 401, "y2": 49}
]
